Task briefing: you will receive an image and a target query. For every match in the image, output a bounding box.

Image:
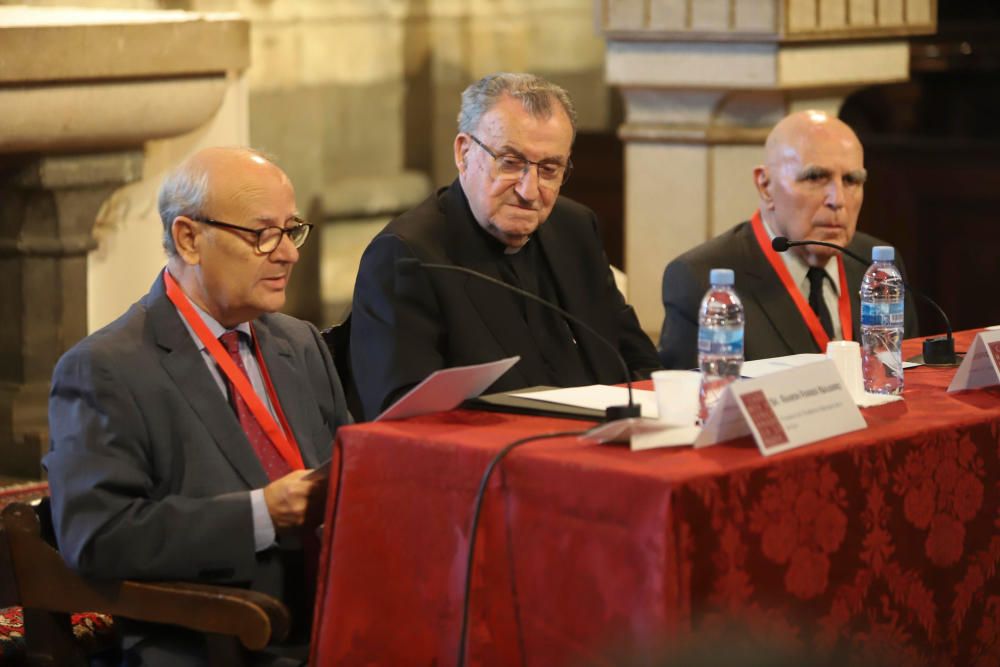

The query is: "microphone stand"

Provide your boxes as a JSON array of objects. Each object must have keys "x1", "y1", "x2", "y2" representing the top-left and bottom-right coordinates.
[
  {"x1": 773, "y1": 237, "x2": 959, "y2": 366},
  {"x1": 399, "y1": 259, "x2": 642, "y2": 420}
]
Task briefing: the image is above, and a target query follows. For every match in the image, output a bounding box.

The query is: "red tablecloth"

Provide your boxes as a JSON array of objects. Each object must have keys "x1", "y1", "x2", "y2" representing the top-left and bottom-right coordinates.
[{"x1": 311, "y1": 331, "x2": 1000, "y2": 666}]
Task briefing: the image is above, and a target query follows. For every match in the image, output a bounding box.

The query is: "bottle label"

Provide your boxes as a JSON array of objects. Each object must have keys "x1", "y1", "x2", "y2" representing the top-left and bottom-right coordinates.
[
  {"x1": 698, "y1": 326, "x2": 744, "y2": 356},
  {"x1": 861, "y1": 300, "x2": 904, "y2": 327}
]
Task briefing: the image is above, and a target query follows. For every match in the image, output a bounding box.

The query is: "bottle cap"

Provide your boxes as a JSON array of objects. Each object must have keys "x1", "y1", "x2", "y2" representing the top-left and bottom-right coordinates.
[
  {"x1": 709, "y1": 268, "x2": 735, "y2": 286},
  {"x1": 871, "y1": 246, "x2": 895, "y2": 262}
]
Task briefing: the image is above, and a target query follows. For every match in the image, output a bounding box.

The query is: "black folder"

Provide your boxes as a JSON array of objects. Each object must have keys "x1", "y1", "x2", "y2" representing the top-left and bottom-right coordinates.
[{"x1": 462, "y1": 386, "x2": 604, "y2": 421}]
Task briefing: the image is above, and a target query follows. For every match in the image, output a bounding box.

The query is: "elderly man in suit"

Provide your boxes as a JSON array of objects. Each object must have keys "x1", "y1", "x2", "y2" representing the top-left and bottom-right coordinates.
[
  {"x1": 658, "y1": 110, "x2": 918, "y2": 369},
  {"x1": 350, "y1": 72, "x2": 660, "y2": 420},
  {"x1": 45, "y1": 147, "x2": 351, "y2": 665}
]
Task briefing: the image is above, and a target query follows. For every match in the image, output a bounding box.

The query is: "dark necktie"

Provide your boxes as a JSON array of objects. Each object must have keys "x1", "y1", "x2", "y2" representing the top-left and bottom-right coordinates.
[
  {"x1": 806, "y1": 267, "x2": 835, "y2": 339},
  {"x1": 219, "y1": 331, "x2": 291, "y2": 481}
]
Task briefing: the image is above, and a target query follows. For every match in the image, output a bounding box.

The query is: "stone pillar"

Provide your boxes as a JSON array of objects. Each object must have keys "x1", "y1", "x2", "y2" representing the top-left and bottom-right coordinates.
[
  {"x1": 0, "y1": 6, "x2": 250, "y2": 478},
  {"x1": 0, "y1": 152, "x2": 142, "y2": 478},
  {"x1": 598, "y1": 0, "x2": 937, "y2": 333}
]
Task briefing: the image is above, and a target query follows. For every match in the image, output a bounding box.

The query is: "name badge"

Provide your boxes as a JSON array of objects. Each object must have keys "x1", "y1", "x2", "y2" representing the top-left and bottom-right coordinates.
[
  {"x1": 695, "y1": 359, "x2": 867, "y2": 456},
  {"x1": 947, "y1": 329, "x2": 1000, "y2": 393}
]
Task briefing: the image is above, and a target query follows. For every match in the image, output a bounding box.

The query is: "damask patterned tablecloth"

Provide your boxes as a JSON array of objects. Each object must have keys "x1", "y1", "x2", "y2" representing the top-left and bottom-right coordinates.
[{"x1": 311, "y1": 330, "x2": 1000, "y2": 666}]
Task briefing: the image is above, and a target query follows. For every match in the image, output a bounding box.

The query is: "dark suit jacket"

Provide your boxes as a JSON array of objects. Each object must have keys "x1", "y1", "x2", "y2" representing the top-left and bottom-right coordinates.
[
  {"x1": 659, "y1": 220, "x2": 920, "y2": 369},
  {"x1": 350, "y1": 179, "x2": 660, "y2": 420},
  {"x1": 44, "y1": 272, "x2": 350, "y2": 649}
]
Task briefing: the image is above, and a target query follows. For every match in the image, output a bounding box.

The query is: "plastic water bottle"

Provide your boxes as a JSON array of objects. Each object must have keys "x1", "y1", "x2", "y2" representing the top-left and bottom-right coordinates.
[
  {"x1": 698, "y1": 268, "x2": 744, "y2": 420},
  {"x1": 860, "y1": 246, "x2": 905, "y2": 395}
]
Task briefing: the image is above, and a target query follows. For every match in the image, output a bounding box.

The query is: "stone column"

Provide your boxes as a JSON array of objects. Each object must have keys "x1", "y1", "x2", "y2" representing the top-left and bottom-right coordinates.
[
  {"x1": 0, "y1": 153, "x2": 142, "y2": 477},
  {"x1": 598, "y1": 0, "x2": 937, "y2": 333},
  {"x1": 0, "y1": 6, "x2": 250, "y2": 478}
]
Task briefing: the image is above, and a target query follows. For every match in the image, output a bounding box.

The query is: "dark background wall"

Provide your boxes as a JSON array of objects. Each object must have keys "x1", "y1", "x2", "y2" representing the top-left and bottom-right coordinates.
[{"x1": 840, "y1": 1, "x2": 1000, "y2": 334}]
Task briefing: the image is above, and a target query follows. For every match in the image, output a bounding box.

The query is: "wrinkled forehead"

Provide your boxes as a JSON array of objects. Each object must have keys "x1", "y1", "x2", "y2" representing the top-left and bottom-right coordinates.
[
  {"x1": 772, "y1": 126, "x2": 864, "y2": 173},
  {"x1": 206, "y1": 161, "x2": 296, "y2": 219},
  {"x1": 477, "y1": 95, "x2": 573, "y2": 154}
]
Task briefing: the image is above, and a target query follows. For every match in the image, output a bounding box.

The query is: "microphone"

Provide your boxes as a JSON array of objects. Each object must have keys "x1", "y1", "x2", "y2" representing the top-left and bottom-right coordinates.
[
  {"x1": 395, "y1": 256, "x2": 642, "y2": 420},
  {"x1": 771, "y1": 235, "x2": 870, "y2": 267},
  {"x1": 771, "y1": 236, "x2": 958, "y2": 366}
]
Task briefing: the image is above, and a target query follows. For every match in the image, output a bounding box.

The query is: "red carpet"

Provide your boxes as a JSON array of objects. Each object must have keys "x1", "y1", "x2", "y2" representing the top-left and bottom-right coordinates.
[
  {"x1": 0, "y1": 607, "x2": 115, "y2": 662},
  {"x1": 1, "y1": 480, "x2": 116, "y2": 662},
  {"x1": 0, "y1": 482, "x2": 48, "y2": 512}
]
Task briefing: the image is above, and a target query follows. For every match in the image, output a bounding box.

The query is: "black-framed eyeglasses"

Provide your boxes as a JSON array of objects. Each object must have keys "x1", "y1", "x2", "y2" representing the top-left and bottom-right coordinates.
[
  {"x1": 468, "y1": 134, "x2": 572, "y2": 187},
  {"x1": 194, "y1": 217, "x2": 313, "y2": 254}
]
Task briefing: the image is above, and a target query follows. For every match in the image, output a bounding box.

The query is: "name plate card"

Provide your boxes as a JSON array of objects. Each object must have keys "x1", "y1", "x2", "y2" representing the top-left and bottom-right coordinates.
[
  {"x1": 694, "y1": 359, "x2": 867, "y2": 456},
  {"x1": 948, "y1": 329, "x2": 1000, "y2": 393}
]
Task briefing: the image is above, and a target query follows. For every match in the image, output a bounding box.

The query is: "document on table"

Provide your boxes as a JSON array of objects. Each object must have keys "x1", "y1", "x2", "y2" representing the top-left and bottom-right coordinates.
[
  {"x1": 742, "y1": 352, "x2": 918, "y2": 379},
  {"x1": 512, "y1": 385, "x2": 659, "y2": 419},
  {"x1": 741, "y1": 354, "x2": 827, "y2": 378},
  {"x1": 376, "y1": 356, "x2": 520, "y2": 421}
]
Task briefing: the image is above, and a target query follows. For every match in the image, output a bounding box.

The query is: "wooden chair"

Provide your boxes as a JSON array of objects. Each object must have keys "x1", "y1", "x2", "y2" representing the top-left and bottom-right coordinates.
[{"x1": 0, "y1": 502, "x2": 290, "y2": 666}]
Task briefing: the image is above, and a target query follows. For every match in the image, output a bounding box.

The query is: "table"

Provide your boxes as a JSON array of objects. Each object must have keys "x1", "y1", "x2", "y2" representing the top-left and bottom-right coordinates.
[{"x1": 311, "y1": 331, "x2": 1000, "y2": 666}]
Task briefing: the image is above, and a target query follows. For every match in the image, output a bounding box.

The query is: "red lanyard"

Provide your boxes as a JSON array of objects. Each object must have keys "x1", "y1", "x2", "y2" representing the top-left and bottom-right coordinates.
[
  {"x1": 164, "y1": 270, "x2": 304, "y2": 471},
  {"x1": 750, "y1": 211, "x2": 852, "y2": 350}
]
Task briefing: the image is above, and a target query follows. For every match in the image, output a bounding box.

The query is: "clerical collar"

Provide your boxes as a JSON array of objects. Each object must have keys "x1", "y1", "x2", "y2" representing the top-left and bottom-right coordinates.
[{"x1": 504, "y1": 238, "x2": 531, "y2": 254}]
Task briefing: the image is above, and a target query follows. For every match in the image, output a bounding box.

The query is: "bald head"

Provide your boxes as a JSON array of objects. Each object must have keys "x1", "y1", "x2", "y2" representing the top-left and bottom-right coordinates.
[
  {"x1": 754, "y1": 111, "x2": 867, "y2": 267},
  {"x1": 763, "y1": 110, "x2": 863, "y2": 171},
  {"x1": 159, "y1": 146, "x2": 301, "y2": 327},
  {"x1": 158, "y1": 147, "x2": 289, "y2": 257}
]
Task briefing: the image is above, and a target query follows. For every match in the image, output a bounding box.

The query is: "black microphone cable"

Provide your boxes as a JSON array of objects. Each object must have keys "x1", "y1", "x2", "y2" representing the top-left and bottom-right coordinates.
[
  {"x1": 397, "y1": 257, "x2": 642, "y2": 419},
  {"x1": 771, "y1": 236, "x2": 959, "y2": 365},
  {"x1": 455, "y1": 429, "x2": 587, "y2": 667}
]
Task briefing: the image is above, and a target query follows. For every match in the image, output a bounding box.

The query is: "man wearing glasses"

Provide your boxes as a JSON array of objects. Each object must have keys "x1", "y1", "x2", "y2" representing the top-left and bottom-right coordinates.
[
  {"x1": 351, "y1": 72, "x2": 659, "y2": 420},
  {"x1": 45, "y1": 147, "x2": 351, "y2": 665}
]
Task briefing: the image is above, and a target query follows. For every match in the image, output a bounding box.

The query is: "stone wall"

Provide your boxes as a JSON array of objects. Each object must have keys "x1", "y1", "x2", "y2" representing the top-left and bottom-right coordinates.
[{"x1": 2, "y1": 0, "x2": 611, "y2": 329}]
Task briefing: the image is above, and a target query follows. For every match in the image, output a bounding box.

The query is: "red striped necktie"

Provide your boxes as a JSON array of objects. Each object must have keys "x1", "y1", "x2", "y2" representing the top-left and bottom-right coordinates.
[{"x1": 218, "y1": 331, "x2": 292, "y2": 481}]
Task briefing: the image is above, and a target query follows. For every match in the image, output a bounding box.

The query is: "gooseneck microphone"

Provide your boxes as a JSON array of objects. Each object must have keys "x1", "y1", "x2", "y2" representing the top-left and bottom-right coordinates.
[
  {"x1": 771, "y1": 236, "x2": 958, "y2": 365},
  {"x1": 395, "y1": 256, "x2": 642, "y2": 420}
]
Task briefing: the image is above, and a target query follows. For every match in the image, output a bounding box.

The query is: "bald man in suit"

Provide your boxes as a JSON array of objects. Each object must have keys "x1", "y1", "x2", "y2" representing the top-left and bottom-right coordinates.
[
  {"x1": 659, "y1": 111, "x2": 918, "y2": 369},
  {"x1": 45, "y1": 147, "x2": 350, "y2": 665}
]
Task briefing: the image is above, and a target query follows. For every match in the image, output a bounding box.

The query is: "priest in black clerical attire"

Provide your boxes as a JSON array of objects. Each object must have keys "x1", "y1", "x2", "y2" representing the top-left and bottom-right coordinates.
[{"x1": 350, "y1": 72, "x2": 659, "y2": 420}]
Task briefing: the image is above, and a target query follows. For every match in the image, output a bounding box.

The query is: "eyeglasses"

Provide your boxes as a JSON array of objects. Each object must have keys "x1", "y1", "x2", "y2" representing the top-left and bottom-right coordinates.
[
  {"x1": 194, "y1": 217, "x2": 313, "y2": 254},
  {"x1": 468, "y1": 134, "x2": 572, "y2": 187}
]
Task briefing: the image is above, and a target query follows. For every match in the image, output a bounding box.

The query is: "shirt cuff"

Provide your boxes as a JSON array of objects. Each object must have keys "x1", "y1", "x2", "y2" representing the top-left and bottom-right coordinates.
[{"x1": 250, "y1": 488, "x2": 276, "y2": 552}]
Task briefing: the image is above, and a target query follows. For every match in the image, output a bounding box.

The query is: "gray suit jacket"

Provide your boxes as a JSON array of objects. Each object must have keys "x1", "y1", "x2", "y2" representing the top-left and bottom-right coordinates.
[
  {"x1": 45, "y1": 272, "x2": 350, "y2": 606},
  {"x1": 659, "y1": 220, "x2": 920, "y2": 369},
  {"x1": 350, "y1": 180, "x2": 660, "y2": 420}
]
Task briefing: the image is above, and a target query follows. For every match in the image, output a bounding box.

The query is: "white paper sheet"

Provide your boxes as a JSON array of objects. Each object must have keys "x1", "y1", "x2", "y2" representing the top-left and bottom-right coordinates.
[
  {"x1": 740, "y1": 354, "x2": 827, "y2": 378},
  {"x1": 855, "y1": 392, "x2": 903, "y2": 407},
  {"x1": 583, "y1": 418, "x2": 700, "y2": 450},
  {"x1": 375, "y1": 356, "x2": 520, "y2": 421},
  {"x1": 512, "y1": 385, "x2": 658, "y2": 419},
  {"x1": 742, "y1": 353, "x2": 918, "y2": 380}
]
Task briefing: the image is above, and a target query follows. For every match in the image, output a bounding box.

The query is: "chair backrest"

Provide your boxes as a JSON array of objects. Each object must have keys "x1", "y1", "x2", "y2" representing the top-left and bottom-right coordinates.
[{"x1": 321, "y1": 313, "x2": 363, "y2": 420}]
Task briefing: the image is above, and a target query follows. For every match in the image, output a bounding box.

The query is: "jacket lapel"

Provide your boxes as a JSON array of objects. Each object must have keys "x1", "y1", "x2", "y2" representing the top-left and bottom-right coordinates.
[
  {"x1": 843, "y1": 243, "x2": 866, "y2": 341},
  {"x1": 738, "y1": 226, "x2": 820, "y2": 355},
  {"x1": 148, "y1": 274, "x2": 269, "y2": 489},
  {"x1": 253, "y1": 318, "x2": 322, "y2": 467}
]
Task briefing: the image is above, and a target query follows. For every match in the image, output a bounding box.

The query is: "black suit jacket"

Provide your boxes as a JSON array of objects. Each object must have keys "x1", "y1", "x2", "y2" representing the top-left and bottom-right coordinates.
[
  {"x1": 350, "y1": 180, "x2": 660, "y2": 420},
  {"x1": 659, "y1": 220, "x2": 920, "y2": 369},
  {"x1": 45, "y1": 272, "x2": 350, "y2": 626}
]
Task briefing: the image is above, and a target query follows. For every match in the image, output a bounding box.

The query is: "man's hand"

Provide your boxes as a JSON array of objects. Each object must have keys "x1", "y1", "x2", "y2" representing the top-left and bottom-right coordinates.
[{"x1": 263, "y1": 469, "x2": 325, "y2": 534}]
